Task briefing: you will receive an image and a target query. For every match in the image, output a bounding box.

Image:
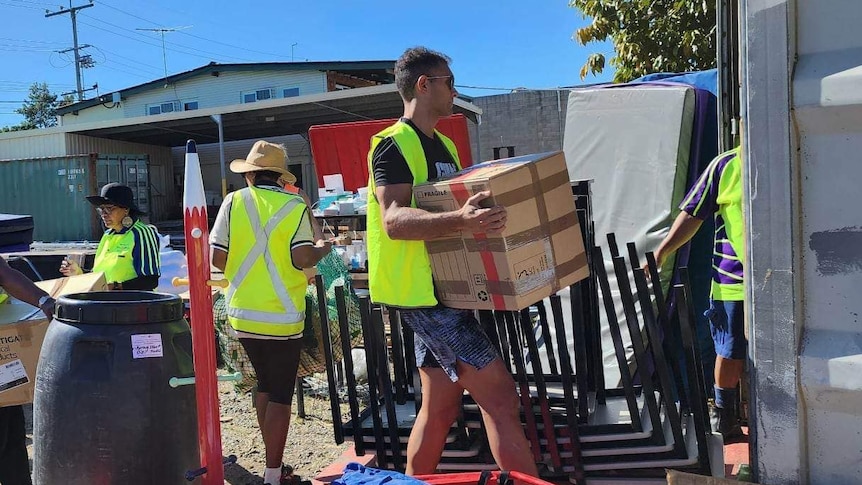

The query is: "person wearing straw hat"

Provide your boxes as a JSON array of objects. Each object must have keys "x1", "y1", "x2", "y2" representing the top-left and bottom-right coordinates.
[
  {"x1": 59, "y1": 183, "x2": 161, "y2": 291},
  {"x1": 210, "y1": 140, "x2": 330, "y2": 485}
]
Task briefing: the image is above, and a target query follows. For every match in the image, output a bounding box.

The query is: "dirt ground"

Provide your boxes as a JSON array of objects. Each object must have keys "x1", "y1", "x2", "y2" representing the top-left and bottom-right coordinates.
[{"x1": 24, "y1": 377, "x2": 354, "y2": 485}]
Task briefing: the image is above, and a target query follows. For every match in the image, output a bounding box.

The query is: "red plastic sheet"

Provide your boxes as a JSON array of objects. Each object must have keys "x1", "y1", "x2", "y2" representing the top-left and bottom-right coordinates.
[
  {"x1": 308, "y1": 114, "x2": 473, "y2": 193},
  {"x1": 414, "y1": 471, "x2": 557, "y2": 485}
]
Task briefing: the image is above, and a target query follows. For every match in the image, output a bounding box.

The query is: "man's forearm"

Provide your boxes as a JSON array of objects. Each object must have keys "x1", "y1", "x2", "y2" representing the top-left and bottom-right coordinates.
[
  {"x1": 0, "y1": 266, "x2": 49, "y2": 307},
  {"x1": 384, "y1": 206, "x2": 465, "y2": 241},
  {"x1": 654, "y1": 211, "x2": 704, "y2": 266}
]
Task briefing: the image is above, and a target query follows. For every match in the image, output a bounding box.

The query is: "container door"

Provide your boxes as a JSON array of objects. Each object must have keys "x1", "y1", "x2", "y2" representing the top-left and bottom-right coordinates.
[
  {"x1": 0, "y1": 155, "x2": 98, "y2": 241},
  {"x1": 96, "y1": 155, "x2": 151, "y2": 217},
  {"x1": 124, "y1": 157, "x2": 150, "y2": 216}
]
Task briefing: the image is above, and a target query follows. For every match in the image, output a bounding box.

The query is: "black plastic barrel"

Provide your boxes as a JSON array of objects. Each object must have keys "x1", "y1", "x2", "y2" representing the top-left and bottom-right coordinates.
[{"x1": 33, "y1": 291, "x2": 200, "y2": 485}]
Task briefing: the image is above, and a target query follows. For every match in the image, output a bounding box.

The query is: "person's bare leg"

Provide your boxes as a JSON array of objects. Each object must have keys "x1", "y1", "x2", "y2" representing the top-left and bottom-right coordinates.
[
  {"x1": 457, "y1": 358, "x2": 538, "y2": 477},
  {"x1": 254, "y1": 390, "x2": 269, "y2": 429},
  {"x1": 406, "y1": 367, "x2": 464, "y2": 475},
  {"x1": 715, "y1": 356, "x2": 744, "y2": 389},
  {"x1": 262, "y1": 401, "x2": 292, "y2": 469}
]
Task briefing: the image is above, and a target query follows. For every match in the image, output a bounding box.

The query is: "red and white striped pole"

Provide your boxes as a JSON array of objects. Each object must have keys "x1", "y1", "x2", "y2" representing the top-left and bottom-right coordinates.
[{"x1": 183, "y1": 139, "x2": 224, "y2": 485}]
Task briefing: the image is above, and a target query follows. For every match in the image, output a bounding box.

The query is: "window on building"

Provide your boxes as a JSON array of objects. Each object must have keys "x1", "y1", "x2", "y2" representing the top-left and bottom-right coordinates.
[
  {"x1": 283, "y1": 87, "x2": 300, "y2": 98},
  {"x1": 183, "y1": 101, "x2": 199, "y2": 111},
  {"x1": 146, "y1": 101, "x2": 181, "y2": 115},
  {"x1": 242, "y1": 88, "x2": 275, "y2": 103}
]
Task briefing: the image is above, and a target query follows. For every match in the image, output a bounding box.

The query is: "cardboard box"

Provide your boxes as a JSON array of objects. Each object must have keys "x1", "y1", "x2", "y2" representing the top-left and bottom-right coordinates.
[
  {"x1": 0, "y1": 272, "x2": 106, "y2": 407},
  {"x1": 413, "y1": 151, "x2": 588, "y2": 311}
]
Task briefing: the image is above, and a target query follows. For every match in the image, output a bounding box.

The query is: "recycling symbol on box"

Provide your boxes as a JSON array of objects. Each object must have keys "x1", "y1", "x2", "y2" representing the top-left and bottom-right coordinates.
[{"x1": 478, "y1": 291, "x2": 489, "y2": 302}]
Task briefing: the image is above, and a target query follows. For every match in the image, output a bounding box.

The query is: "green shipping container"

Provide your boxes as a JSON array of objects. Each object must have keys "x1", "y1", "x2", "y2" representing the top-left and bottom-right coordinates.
[{"x1": 0, "y1": 154, "x2": 150, "y2": 242}]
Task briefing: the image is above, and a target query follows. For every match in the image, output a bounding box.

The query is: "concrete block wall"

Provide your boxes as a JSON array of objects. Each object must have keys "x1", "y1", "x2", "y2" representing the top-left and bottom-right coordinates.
[{"x1": 469, "y1": 90, "x2": 569, "y2": 163}]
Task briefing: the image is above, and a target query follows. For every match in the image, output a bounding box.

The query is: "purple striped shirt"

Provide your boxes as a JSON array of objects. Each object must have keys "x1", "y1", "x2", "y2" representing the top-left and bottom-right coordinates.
[{"x1": 679, "y1": 150, "x2": 745, "y2": 294}]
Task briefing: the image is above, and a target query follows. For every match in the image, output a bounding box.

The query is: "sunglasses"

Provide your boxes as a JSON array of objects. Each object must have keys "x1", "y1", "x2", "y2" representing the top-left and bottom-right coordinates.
[
  {"x1": 426, "y1": 75, "x2": 455, "y2": 90},
  {"x1": 96, "y1": 205, "x2": 121, "y2": 215}
]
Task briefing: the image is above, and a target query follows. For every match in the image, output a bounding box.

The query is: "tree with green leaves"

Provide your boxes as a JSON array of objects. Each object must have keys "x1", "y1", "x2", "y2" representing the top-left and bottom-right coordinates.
[
  {"x1": 570, "y1": 0, "x2": 717, "y2": 82},
  {"x1": 1, "y1": 82, "x2": 71, "y2": 132}
]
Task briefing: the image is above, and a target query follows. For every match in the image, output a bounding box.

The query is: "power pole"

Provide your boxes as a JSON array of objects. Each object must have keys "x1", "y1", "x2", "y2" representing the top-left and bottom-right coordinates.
[{"x1": 45, "y1": 1, "x2": 94, "y2": 102}]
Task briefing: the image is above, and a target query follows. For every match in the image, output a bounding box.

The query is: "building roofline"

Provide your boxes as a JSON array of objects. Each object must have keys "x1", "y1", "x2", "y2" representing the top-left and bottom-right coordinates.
[
  {"x1": 55, "y1": 60, "x2": 396, "y2": 115},
  {"x1": 1, "y1": 84, "x2": 482, "y2": 144}
]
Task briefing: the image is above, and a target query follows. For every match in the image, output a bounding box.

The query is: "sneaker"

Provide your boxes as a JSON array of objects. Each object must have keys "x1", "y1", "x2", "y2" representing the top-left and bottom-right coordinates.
[{"x1": 280, "y1": 465, "x2": 311, "y2": 485}]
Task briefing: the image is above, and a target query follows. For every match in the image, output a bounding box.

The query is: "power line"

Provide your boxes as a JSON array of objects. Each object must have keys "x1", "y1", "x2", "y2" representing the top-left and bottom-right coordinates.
[
  {"x1": 96, "y1": 0, "x2": 293, "y2": 60},
  {"x1": 0, "y1": 1, "x2": 42, "y2": 10},
  {"x1": 8, "y1": 0, "x2": 56, "y2": 7},
  {"x1": 77, "y1": 16, "x2": 252, "y2": 64},
  {"x1": 0, "y1": 37, "x2": 67, "y2": 45},
  {"x1": 89, "y1": 46, "x2": 164, "y2": 77},
  {"x1": 79, "y1": 13, "x2": 259, "y2": 63}
]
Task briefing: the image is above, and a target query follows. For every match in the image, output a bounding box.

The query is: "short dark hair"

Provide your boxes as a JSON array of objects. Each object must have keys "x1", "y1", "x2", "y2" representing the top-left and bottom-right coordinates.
[
  {"x1": 395, "y1": 46, "x2": 451, "y2": 101},
  {"x1": 251, "y1": 170, "x2": 283, "y2": 182}
]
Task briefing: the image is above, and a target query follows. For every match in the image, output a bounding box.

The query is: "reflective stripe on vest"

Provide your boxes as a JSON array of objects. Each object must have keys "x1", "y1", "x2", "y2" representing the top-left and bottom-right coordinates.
[
  {"x1": 92, "y1": 220, "x2": 159, "y2": 284},
  {"x1": 225, "y1": 187, "x2": 307, "y2": 336},
  {"x1": 366, "y1": 121, "x2": 460, "y2": 308}
]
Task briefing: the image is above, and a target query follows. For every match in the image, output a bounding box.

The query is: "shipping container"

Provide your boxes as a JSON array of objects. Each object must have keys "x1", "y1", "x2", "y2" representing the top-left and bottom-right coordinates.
[
  {"x1": 0, "y1": 132, "x2": 176, "y2": 223},
  {"x1": 308, "y1": 114, "x2": 474, "y2": 193},
  {"x1": 170, "y1": 134, "x2": 313, "y2": 205},
  {"x1": 0, "y1": 154, "x2": 151, "y2": 242},
  {"x1": 95, "y1": 155, "x2": 151, "y2": 215}
]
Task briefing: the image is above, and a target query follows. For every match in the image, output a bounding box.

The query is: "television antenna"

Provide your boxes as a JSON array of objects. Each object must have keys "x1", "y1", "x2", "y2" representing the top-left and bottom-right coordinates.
[{"x1": 135, "y1": 26, "x2": 192, "y2": 85}]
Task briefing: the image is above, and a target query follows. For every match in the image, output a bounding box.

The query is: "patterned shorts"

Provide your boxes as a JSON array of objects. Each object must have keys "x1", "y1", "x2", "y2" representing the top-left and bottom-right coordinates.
[{"x1": 399, "y1": 307, "x2": 500, "y2": 382}]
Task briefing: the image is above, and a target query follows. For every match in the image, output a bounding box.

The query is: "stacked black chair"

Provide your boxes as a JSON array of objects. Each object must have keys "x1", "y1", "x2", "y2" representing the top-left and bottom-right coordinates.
[{"x1": 315, "y1": 182, "x2": 724, "y2": 483}]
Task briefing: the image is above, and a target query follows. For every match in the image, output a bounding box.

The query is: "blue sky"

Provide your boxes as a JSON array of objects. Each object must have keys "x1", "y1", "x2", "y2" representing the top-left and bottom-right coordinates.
[{"x1": 0, "y1": 0, "x2": 614, "y2": 128}]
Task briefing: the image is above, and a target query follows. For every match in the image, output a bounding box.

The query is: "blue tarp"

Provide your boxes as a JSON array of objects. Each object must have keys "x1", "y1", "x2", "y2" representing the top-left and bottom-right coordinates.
[
  {"x1": 634, "y1": 69, "x2": 719, "y2": 97},
  {"x1": 333, "y1": 463, "x2": 427, "y2": 485}
]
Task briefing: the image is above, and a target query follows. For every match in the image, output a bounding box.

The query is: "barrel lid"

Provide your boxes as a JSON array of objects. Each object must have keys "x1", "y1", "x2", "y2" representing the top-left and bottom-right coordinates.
[{"x1": 56, "y1": 291, "x2": 184, "y2": 325}]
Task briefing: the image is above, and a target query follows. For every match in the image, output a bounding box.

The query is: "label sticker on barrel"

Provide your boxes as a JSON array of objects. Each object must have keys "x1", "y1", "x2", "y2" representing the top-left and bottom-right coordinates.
[
  {"x1": 0, "y1": 359, "x2": 29, "y2": 393},
  {"x1": 131, "y1": 333, "x2": 163, "y2": 359}
]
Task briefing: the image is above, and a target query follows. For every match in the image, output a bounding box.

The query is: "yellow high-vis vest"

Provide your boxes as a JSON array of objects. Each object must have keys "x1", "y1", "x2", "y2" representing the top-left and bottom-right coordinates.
[
  {"x1": 224, "y1": 186, "x2": 308, "y2": 337},
  {"x1": 366, "y1": 121, "x2": 460, "y2": 308},
  {"x1": 92, "y1": 219, "x2": 160, "y2": 285}
]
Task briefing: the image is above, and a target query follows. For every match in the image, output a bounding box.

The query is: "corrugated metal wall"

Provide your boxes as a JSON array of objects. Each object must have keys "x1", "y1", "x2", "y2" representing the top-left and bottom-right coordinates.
[
  {"x1": 170, "y1": 134, "x2": 314, "y2": 204},
  {"x1": 0, "y1": 154, "x2": 100, "y2": 242},
  {"x1": 0, "y1": 132, "x2": 67, "y2": 160},
  {"x1": 65, "y1": 134, "x2": 176, "y2": 221}
]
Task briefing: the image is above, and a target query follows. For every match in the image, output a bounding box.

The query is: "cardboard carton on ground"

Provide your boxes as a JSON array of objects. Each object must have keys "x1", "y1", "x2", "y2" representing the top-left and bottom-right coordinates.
[
  {"x1": 0, "y1": 272, "x2": 106, "y2": 407},
  {"x1": 413, "y1": 151, "x2": 588, "y2": 311}
]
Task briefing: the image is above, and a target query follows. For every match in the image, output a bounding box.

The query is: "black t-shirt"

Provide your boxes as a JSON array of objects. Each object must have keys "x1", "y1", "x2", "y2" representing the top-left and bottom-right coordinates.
[{"x1": 372, "y1": 118, "x2": 459, "y2": 186}]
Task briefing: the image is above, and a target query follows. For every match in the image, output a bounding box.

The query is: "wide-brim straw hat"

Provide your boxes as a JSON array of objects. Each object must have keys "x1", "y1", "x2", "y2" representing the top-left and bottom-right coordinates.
[{"x1": 230, "y1": 140, "x2": 297, "y2": 184}]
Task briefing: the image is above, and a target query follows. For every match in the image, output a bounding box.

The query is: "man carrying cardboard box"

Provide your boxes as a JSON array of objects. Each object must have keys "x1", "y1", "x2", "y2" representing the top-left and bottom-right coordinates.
[
  {"x1": 366, "y1": 46, "x2": 538, "y2": 478},
  {"x1": 0, "y1": 256, "x2": 55, "y2": 485}
]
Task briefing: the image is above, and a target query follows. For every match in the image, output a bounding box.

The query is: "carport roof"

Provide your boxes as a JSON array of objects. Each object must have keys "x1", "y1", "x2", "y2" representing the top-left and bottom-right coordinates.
[{"x1": 57, "y1": 84, "x2": 482, "y2": 147}]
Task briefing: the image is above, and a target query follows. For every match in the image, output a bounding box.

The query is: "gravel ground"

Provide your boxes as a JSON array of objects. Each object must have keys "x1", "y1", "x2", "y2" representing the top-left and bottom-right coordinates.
[
  {"x1": 24, "y1": 377, "x2": 356, "y2": 485},
  {"x1": 218, "y1": 378, "x2": 353, "y2": 485}
]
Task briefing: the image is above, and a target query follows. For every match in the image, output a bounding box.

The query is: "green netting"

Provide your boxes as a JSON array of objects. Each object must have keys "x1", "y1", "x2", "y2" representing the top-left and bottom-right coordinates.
[{"x1": 213, "y1": 251, "x2": 364, "y2": 393}]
